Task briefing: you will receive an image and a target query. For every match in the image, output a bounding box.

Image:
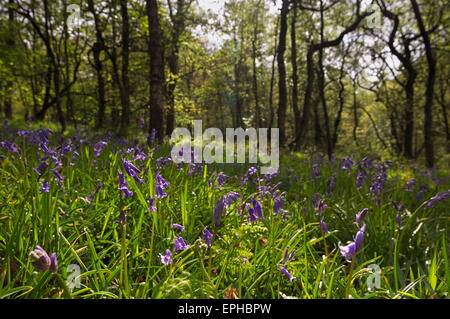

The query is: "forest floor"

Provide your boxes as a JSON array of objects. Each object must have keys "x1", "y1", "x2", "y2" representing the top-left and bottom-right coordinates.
[{"x1": 0, "y1": 122, "x2": 449, "y2": 299}]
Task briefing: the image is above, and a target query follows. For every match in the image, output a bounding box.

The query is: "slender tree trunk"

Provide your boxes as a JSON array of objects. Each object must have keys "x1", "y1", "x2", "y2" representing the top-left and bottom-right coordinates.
[
  {"x1": 87, "y1": 0, "x2": 107, "y2": 130},
  {"x1": 166, "y1": 0, "x2": 190, "y2": 135},
  {"x1": 268, "y1": 17, "x2": 279, "y2": 132},
  {"x1": 277, "y1": 0, "x2": 289, "y2": 146},
  {"x1": 251, "y1": 0, "x2": 262, "y2": 128},
  {"x1": 411, "y1": 0, "x2": 436, "y2": 167},
  {"x1": 4, "y1": 0, "x2": 15, "y2": 119},
  {"x1": 147, "y1": 0, "x2": 165, "y2": 141},
  {"x1": 290, "y1": 0, "x2": 300, "y2": 144},
  {"x1": 318, "y1": 1, "x2": 332, "y2": 158},
  {"x1": 119, "y1": 0, "x2": 130, "y2": 137}
]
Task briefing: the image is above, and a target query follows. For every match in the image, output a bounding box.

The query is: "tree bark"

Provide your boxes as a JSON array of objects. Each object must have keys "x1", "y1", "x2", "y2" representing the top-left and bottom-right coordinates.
[
  {"x1": 119, "y1": 0, "x2": 131, "y2": 137},
  {"x1": 147, "y1": 0, "x2": 165, "y2": 141},
  {"x1": 277, "y1": 0, "x2": 289, "y2": 146},
  {"x1": 410, "y1": 0, "x2": 436, "y2": 167}
]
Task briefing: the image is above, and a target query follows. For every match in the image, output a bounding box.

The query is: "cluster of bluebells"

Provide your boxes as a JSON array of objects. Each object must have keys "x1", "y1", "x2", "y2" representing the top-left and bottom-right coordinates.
[
  {"x1": 247, "y1": 198, "x2": 264, "y2": 223},
  {"x1": 369, "y1": 164, "x2": 388, "y2": 206},
  {"x1": 242, "y1": 166, "x2": 257, "y2": 185}
]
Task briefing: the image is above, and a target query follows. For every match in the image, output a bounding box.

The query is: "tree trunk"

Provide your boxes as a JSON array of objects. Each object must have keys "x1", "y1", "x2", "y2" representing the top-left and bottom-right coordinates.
[
  {"x1": 411, "y1": 0, "x2": 436, "y2": 167},
  {"x1": 119, "y1": 0, "x2": 130, "y2": 137},
  {"x1": 277, "y1": 0, "x2": 289, "y2": 146},
  {"x1": 290, "y1": 0, "x2": 300, "y2": 144},
  {"x1": 147, "y1": 0, "x2": 165, "y2": 141}
]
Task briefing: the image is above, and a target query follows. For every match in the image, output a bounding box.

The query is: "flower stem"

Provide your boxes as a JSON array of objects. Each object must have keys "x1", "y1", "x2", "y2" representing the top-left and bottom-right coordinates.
[{"x1": 54, "y1": 273, "x2": 72, "y2": 299}]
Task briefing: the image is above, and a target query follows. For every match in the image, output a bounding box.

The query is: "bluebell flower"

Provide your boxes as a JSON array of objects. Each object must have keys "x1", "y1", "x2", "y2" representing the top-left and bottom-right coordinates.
[
  {"x1": 252, "y1": 199, "x2": 264, "y2": 220},
  {"x1": 172, "y1": 223, "x2": 185, "y2": 231},
  {"x1": 213, "y1": 196, "x2": 225, "y2": 227},
  {"x1": 273, "y1": 196, "x2": 283, "y2": 215},
  {"x1": 355, "y1": 208, "x2": 369, "y2": 227},
  {"x1": 40, "y1": 181, "x2": 50, "y2": 193},
  {"x1": 281, "y1": 249, "x2": 295, "y2": 264},
  {"x1": 118, "y1": 171, "x2": 133, "y2": 198},
  {"x1": 279, "y1": 267, "x2": 296, "y2": 282},
  {"x1": 93, "y1": 141, "x2": 107, "y2": 157},
  {"x1": 174, "y1": 236, "x2": 189, "y2": 251},
  {"x1": 148, "y1": 197, "x2": 157, "y2": 211},
  {"x1": 122, "y1": 159, "x2": 143, "y2": 184},
  {"x1": 159, "y1": 249, "x2": 172, "y2": 266},
  {"x1": 203, "y1": 228, "x2": 213, "y2": 247},
  {"x1": 225, "y1": 192, "x2": 241, "y2": 208},
  {"x1": 29, "y1": 246, "x2": 58, "y2": 273},
  {"x1": 338, "y1": 242, "x2": 357, "y2": 262},
  {"x1": 426, "y1": 190, "x2": 450, "y2": 208},
  {"x1": 341, "y1": 157, "x2": 354, "y2": 170},
  {"x1": 86, "y1": 183, "x2": 103, "y2": 203},
  {"x1": 319, "y1": 220, "x2": 329, "y2": 235}
]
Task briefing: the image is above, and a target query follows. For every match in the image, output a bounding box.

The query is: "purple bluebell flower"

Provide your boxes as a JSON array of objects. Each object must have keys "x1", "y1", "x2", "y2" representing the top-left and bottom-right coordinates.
[
  {"x1": 86, "y1": 183, "x2": 103, "y2": 203},
  {"x1": 370, "y1": 164, "x2": 387, "y2": 206},
  {"x1": 279, "y1": 267, "x2": 296, "y2": 282},
  {"x1": 172, "y1": 224, "x2": 185, "y2": 231},
  {"x1": 217, "y1": 172, "x2": 227, "y2": 188},
  {"x1": 426, "y1": 190, "x2": 450, "y2": 209},
  {"x1": 118, "y1": 172, "x2": 134, "y2": 198},
  {"x1": 341, "y1": 157, "x2": 355, "y2": 170},
  {"x1": 326, "y1": 176, "x2": 336, "y2": 196},
  {"x1": 314, "y1": 199, "x2": 328, "y2": 216},
  {"x1": 156, "y1": 185, "x2": 167, "y2": 198},
  {"x1": 174, "y1": 236, "x2": 189, "y2": 251},
  {"x1": 354, "y1": 224, "x2": 366, "y2": 251},
  {"x1": 248, "y1": 167, "x2": 257, "y2": 176},
  {"x1": 155, "y1": 171, "x2": 169, "y2": 198},
  {"x1": 225, "y1": 192, "x2": 241, "y2": 208},
  {"x1": 93, "y1": 141, "x2": 107, "y2": 157},
  {"x1": 252, "y1": 199, "x2": 264, "y2": 220},
  {"x1": 319, "y1": 220, "x2": 329, "y2": 235},
  {"x1": 311, "y1": 164, "x2": 320, "y2": 181},
  {"x1": 213, "y1": 196, "x2": 225, "y2": 227},
  {"x1": 282, "y1": 249, "x2": 295, "y2": 264},
  {"x1": 122, "y1": 159, "x2": 143, "y2": 184},
  {"x1": 40, "y1": 181, "x2": 50, "y2": 193},
  {"x1": 355, "y1": 208, "x2": 369, "y2": 227},
  {"x1": 0, "y1": 141, "x2": 20, "y2": 155},
  {"x1": 159, "y1": 249, "x2": 172, "y2": 266},
  {"x1": 356, "y1": 171, "x2": 366, "y2": 190},
  {"x1": 339, "y1": 224, "x2": 367, "y2": 261},
  {"x1": 273, "y1": 196, "x2": 283, "y2": 215},
  {"x1": 248, "y1": 206, "x2": 258, "y2": 222},
  {"x1": 203, "y1": 228, "x2": 213, "y2": 247},
  {"x1": 148, "y1": 197, "x2": 157, "y2": 211},
  {"x1": 338, "y1": 242, "x2": 357, "y2": 262},
  {"x1": 389, "y1": 200, "x2": 405, "y2": 212},
  {"x1": 406, "y1": 178, "x2": 416, "y2": 191},
  {"x1": 29, "y1": 246, "x2": 58, "y2": 273},
  {"x1": 51, "y1": 169, "x2": 64, "y2": 181}
]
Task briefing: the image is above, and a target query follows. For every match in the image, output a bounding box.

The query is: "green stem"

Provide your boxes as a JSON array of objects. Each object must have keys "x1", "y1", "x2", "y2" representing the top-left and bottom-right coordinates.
[
  {"x1": 121, "y1": 222, "x2": 130, "y2": 298},
  {"x1": 345, "y1": 255, "x2": 356, "y2": 298},
  {"x1": 54, "y1": 273, "x2": 72, "y2": 299}
]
